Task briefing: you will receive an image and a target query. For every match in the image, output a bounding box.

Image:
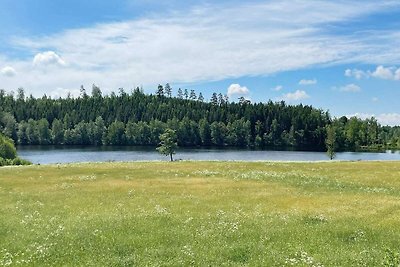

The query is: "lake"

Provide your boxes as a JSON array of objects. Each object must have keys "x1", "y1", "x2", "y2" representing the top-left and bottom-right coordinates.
[{"x1": 16, "y1": 146, "x2": 400, "y2": 164}]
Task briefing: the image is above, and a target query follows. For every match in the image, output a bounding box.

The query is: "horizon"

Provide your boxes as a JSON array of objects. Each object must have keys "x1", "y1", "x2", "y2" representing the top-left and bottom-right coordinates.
[{"x1": 1, "y1": 0, "x2": 400, "y2": 125}]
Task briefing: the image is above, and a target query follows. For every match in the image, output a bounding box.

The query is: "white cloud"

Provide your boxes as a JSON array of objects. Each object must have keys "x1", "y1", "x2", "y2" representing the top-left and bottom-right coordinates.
[
  {"x1": 299, "y1": 79, "x2": 317, "y2": 85},
  {"x1": 227, "y1": 84, "x2": 249, "y2": 97},
  {"x1": 0, "y1": 66, "x2": 17, "y2": 77},
  {"x1": 345, "y1": 65, "x2": 400, "y2": 80},
  {"x1": 345, "y1": 68, "x2": 368, "y2": 79},
  {"x1": 372, "y1": 97, "x2": 379, "y2": 102},
  {"x1": 371, "y1": 65, "x2": 396, "y2": 80},
  {"x1": 348, "y1": 113, "x2": 400, "y2": 126},
  {"x1": 338, "y1": 83, "x2": 361, "y2": 92},
  {"x1": 281, "y1": 90, "x2": 310, "y2": 102},
  {"x1": 0, "y1": 1, "x2": 400, "y2": 96},
  {"x1": 33, "y1": 51, "x2": 66, "y2": 67},
  {"x1": 272, "y1": 85, "x2": 283, "y2": 91}
]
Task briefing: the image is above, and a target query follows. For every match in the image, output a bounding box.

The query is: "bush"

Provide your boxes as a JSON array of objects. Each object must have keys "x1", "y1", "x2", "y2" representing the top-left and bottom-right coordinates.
[
  {"x1": 0, "y1": 156, "x2": 31, "y2": 166},
  {"x1": 0, "y1": 134, "x2": 17, "y2": 159},
  {"x1": 0, "y1": 133, "x2": 31, "y2": 167},
  {"x1": 12, "y1": 157, "x2": 31, "y2": 166}
]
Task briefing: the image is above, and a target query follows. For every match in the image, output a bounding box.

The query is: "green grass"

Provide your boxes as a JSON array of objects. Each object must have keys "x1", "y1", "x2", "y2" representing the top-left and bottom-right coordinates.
[{"x1": 1, "y1": 161, "x2": 400, "y2": 266}]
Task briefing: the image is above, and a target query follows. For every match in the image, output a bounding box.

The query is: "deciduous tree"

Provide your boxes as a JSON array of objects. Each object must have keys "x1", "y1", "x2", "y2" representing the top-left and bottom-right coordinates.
[
  {"x1": 157, "y1": 128, "x2": 178, "y2": 161},
  {"x1": 326, "y1": 125, "x2": 337, "y2": 160}
]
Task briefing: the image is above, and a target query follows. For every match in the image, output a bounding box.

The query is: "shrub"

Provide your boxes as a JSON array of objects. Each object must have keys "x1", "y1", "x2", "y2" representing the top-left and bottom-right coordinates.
[
  {"x1": 0, "y1": 134, "x2": 17, "y2": 159},
  {"x1": 12, "y1": 157, "x2": 31, "y2": 166},
  {"x1": 0, "y1": 133, "x2": 31, "y2": 166}
]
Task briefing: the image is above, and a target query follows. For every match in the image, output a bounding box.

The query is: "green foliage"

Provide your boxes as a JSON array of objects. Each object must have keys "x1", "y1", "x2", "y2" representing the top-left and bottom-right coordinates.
[
  {"x1": 51, "y1": 118, "x2": 64, "y2": 144},
  {"x1": 91, "y1": 84, "x2": 102, "y2": 98},
  {"x1": 0, "y1": 156, "x2": 31, "y2": 166},
  {"x1": 37, "y1": 118, "x2": 51, "y2": 145},
  {"x1": 0, "y1": 133, "x2": 17, "y2": 159},
  {"x1": 0, "y1": 112, "x2": 17, "y2": 140},
  {"x1": 1, "y1": 87, "x2": 399, "y2": 151},
  {"x1": 105, "y1": 121, "x2": 126, "y2": 145},
  {"x1": 210, "y1": 121, "x2": 226, "y2": 146},
  {"x1": 10, "y1": 157, "x2": 31, "y2": 166},
  {"x1": 156, "y1": 84, "x2": 164, "y2": 97},
  {"x1": 164, "y1": 83, "x2": 172, "y2": 98},
  {"x1": 0, "y1": 133, "x2": 31, "y2": 166},
  {"x1": 199, "y1": 119, "x2": 212, "y2": 146},
  {"x1": 157, "y1": 128, "x2": 178, "y2": 161}
]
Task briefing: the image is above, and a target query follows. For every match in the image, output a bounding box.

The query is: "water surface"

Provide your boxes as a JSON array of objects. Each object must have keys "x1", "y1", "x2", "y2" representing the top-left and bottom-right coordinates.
[{"x1": 17, "y1": 146, "x2": 400, "y2": 164}]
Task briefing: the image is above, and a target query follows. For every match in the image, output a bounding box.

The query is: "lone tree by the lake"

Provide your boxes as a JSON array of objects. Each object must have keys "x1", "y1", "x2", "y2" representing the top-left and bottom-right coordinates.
[
  {"x1": 157, "y1": 128, "x2": 178, "y2": 161},
  {"x1": 325, "y1": 125, "x2": 337, "y2": 160}
]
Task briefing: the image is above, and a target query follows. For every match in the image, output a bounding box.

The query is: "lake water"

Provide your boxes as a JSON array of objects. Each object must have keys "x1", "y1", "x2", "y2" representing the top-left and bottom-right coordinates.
[{"x1": 17, "y1": 146, "x2": 400, "y2": 164}]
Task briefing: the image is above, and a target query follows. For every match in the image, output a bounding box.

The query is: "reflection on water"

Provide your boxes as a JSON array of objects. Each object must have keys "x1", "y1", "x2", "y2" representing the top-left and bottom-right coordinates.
[{"x1": 16, "y1": 146, "x2": 400, "y2": 164}]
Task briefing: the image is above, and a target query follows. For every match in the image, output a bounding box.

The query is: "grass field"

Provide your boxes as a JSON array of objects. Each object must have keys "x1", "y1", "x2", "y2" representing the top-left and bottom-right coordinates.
[{"x1": 1, "y1": 161, "x2": 400, "y2": 266}]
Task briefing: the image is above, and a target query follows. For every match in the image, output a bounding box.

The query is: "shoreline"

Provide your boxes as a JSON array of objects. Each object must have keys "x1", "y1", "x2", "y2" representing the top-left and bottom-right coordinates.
[{"x1": 4, "y1": 159, "x2": 400, "y2": 168}]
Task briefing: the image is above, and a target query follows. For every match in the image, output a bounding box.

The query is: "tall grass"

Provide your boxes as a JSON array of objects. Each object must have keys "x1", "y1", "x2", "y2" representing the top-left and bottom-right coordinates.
[{"x1": 1, "y1": 161, "x2": 400, "y2": 266}]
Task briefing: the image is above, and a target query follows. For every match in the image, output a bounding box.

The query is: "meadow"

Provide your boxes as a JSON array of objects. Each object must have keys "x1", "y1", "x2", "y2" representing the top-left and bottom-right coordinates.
[{"x1": 1, "y1": 161, "x2": 400, "y2": 266}]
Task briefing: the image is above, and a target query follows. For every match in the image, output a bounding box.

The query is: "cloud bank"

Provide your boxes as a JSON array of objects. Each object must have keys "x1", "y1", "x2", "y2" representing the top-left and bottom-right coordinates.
[{"x1": 0, "y1": 0, "x2": 400, "y2": 96}]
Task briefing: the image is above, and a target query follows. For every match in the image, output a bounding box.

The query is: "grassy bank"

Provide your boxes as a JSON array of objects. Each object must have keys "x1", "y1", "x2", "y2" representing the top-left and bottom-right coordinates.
[{"x1": 1, "y1": 161, "x2": 400, "y2": 266}]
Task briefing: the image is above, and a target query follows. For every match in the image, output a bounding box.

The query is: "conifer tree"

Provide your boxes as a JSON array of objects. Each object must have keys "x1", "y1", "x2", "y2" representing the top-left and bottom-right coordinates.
[
  {"x1": 156, "y1": 84, "x2": 164, "y2": 97},
  {"x1": 177, "y1": 88, "x2": 183, "y2": 99},
  {"x1": 165, "y1": 83, "x2": 172, "y2": 97},
  {"x1": 198, "y1": 92, "x2": 204, "y2": 102}
]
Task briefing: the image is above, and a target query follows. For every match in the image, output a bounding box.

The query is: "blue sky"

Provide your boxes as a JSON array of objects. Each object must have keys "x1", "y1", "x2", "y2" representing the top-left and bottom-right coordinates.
[{"x1": 1, "y1": 0, "x2": 400, "y2": 125}]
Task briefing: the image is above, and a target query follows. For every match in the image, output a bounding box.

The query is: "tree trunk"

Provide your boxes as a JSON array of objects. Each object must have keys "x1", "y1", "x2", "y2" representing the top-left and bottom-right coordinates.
[{"x1": 170, "y1": 153, "x2": 173, "y2": 162}]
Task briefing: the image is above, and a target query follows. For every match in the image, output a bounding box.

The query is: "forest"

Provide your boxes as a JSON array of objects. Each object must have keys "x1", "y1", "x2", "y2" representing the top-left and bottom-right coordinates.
[{"x1": 0, "y1": 85, "x2": 399, "y2": 151}]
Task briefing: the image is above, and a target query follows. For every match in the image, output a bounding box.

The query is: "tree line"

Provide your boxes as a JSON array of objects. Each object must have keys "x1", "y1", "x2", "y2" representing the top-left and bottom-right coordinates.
[{"x1": 0, "y1": 85, "x2": 399, "y2": 151}]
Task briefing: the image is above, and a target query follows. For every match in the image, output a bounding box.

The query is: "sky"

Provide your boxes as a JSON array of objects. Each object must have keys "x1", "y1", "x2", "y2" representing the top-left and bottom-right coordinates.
[{"x1": 1, "y1": 0, "x2": 400, "y2": 125}]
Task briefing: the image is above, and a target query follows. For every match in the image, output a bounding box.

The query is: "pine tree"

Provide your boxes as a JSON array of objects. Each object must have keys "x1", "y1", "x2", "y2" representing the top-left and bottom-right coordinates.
[
  {"x1": 80, "y1": 85, "x2": 88, "y2": 98},
  {"x1": 198, "y1": 92, "x2": 204, "y2": 102},
  {"x1": 177, "y1": 88, "x2": 183, "y2": 99},
  {"x1": 156, "y1": 84, "x2": 164, "y2": 97},
  {"x1": 165, "y1": 83, "x2": 172, "y2": 97},
  {"x1": 218, "y1": 93, "x2": 224, "y2": 105},
  {"x1": 91, "y1": 84, "x2": 102, "y2": 98},
  {"x1": 210, "y1": 93, "x2": 218, "y2": 105},
  {"x1": 190, "y1": 89, "x2": 196, "y2": 100}
]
